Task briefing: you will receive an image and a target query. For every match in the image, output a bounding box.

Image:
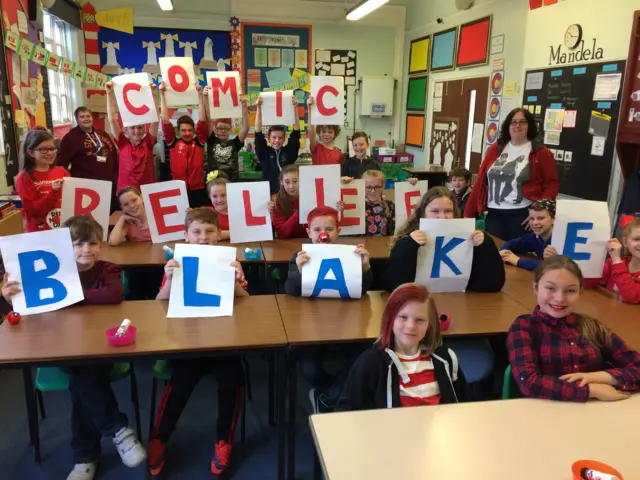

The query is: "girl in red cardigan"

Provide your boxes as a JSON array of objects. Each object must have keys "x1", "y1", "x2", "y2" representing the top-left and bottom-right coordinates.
[
  {"x1": 464, "y1": 108, "x2": 559, "y2": 241},
  {"x1": 16, "y1": 128, "x2": 69, "y2": 232},
  {"x1": 268, "y1": 165, "x2": 307, "y2": 238}
]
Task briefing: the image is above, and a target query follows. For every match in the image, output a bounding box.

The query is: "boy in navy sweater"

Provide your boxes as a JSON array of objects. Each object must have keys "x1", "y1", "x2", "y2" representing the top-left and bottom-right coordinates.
[
  {"x1": 254, "y1": 94, "x2": 301, "y2": 194},
  {"x1": 500, "y1": 199, "x2": 555, "y2": 271}
]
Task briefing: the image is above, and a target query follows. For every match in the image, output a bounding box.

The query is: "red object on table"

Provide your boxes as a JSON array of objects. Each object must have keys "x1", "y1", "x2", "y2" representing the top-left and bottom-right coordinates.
[
  {"x1": 7, "y1": 312, "x2": 21, "y2": 325},
  {"x1": 439, "y1": 313, "x2": 451, "y2": 331}
]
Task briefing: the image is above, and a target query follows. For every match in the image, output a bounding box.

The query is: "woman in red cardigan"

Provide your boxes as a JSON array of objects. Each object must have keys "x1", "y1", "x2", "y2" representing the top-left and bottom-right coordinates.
[{"x1": 464, "y1": 108, "x2": 559, "y2": 241}]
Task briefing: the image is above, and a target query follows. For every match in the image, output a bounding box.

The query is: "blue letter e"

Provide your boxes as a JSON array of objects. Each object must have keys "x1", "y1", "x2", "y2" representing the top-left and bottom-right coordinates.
[
  {"x1": 431, "y1": 236, "x2": 464, "y2": 278},
  {"x1": 563, "y1": 222, "x2": 593, "y2": 261},
  {"x1": 183, "y1": 257, "x2": 221, "y2": 307},
  {"x1": 18, "y1": 250, "x2": 67, "y2": 308},
  {"x1": 311, "y1": 258, "x2": 350, "y2": 298}
]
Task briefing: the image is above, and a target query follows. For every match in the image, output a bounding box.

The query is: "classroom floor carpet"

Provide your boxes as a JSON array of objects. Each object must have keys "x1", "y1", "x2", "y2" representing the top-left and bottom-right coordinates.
[{"x1": 0, "y1": 358, "x2": 317, "y2": 480}]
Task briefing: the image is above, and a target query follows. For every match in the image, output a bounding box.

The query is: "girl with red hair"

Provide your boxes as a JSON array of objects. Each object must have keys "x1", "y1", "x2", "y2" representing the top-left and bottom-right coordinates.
[{"x1": 335, "y1": 283, "x2": 467, "y2": 411}]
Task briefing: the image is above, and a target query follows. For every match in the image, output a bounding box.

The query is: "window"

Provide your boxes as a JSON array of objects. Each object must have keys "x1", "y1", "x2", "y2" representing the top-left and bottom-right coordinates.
[{"x1": 43, "y1": 12, "x2": 73, "y2": 125}]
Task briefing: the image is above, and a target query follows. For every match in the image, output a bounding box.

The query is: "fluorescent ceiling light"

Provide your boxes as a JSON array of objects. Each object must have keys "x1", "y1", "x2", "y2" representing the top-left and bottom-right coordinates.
[
  {"x1": 346, "y1": 0, "x2": 389, "y2": 21},
  {"x1": 157, "y1": 0, "x2": 174, "y2": 11}
]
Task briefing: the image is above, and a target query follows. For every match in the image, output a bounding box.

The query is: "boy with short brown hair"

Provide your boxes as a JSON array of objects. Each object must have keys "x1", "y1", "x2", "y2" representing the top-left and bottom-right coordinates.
[{"x1": 450, "y1": 167, "x2": 472, "y2": 212}]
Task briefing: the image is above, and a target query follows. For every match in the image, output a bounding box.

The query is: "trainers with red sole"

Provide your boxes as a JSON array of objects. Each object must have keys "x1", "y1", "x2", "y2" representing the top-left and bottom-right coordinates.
[
  {"x1": 148, "y1": 439, "x2": 167, "y2": 478},
  {"x1": 211, "y1": 440, "x2": 233, "y2": 477}
]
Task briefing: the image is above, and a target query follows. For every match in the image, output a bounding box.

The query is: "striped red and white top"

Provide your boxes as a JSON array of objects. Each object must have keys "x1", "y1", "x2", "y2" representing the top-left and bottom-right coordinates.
[{"x1": 396, "y1": 351, "x2": 442, "y2": 407}]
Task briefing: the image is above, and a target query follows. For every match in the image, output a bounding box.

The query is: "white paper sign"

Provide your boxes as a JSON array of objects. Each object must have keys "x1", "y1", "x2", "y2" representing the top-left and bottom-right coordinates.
[
  {"x1": 415, "y1": 219, "x2": 475, "y2": 293},
  {"x1": 159, "y1": 56, "x2": 198, "y2": 107},
  {"x1": 141, "y1": 181, "x2": 190, "y2": 243},
  {"x1": 339, "y1": 179, "x2": 365, "y2": 236},
  {"x1": 394, "y1": 180, "x2": 429, "y2": 233},
  {"x1": 0, "y1": 229, "x2": 84, "y2": 315},
  {"x1": 206, "y1": 71, "x2": 242, "y2": 119},
  {"x1": 551, "y1": 200, "x2": 610, "y2": 278},
  {"x1": 112, "y1": 72, "x2": 159, "y2": 127},
  {"x1": 301, "y1": 244, "x2": 362, "y2": 299},
  {"x1": 227, "y1": 181, "x2": 273, "y2": 243},
  {"x1": 310, "y1": 76, "x2": 345, "y2": 125},
  {"x1": 261, "y1": 90, "x2": 294, "y2": 126},
  {"x1": 60, "y1": 178, "x2": 112, "y2": 241},
  {"x1": 167, "y1": 244, "x2": 236, "y2": 318},
  {"x1": 299, "y1": 165, "x2": 341, "y2": 224}
]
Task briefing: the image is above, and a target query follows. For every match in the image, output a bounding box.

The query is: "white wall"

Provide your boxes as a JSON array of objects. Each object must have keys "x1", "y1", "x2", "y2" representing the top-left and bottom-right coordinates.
[{"x1": 401, "y1": 0, "x2": 528, "y2": 167}]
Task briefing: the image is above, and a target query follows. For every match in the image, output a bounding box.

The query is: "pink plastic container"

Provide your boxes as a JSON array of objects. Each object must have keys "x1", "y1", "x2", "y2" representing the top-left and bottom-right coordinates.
[
  {"x1": 439, "y1": 313, "x2": 451, "y2": 331},
  {"x1": 395, "y1": 153, "x2": 414, "y2": 163},
  {"x1": 105, "y1": 326, "x2": 137, "y2": 347},
  {"x1": 375, "y1": 154, "x2": 395, "y2": 164}
]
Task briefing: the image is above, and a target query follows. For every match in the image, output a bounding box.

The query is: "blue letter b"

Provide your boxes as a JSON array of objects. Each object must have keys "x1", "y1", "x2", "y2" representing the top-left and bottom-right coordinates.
[{"x1": 18, "y1": 250, "x2": 68, "y2": 308}]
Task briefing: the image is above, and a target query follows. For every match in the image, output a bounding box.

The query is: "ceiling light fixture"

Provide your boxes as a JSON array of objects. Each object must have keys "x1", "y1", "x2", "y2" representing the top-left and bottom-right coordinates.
[
  {"x1": 346, "y1": 0, "x2": 389, "y2": 21},
  {"x1": 157, "y1": 0, "x2": 174, "y2": 11}
]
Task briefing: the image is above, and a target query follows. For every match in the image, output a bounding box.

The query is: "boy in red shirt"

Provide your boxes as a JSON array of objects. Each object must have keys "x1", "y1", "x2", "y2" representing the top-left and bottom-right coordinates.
[
  {"x1": 15, "y1": 128, "x2": 69, "y2": 232},
  {"x1": 1, "y1": 216, "x2": 146, "y2": 480},
  {"x1": 307, "y1": 96, "x2": 343, "y2": 165},
  {"x1": 105, "y1": 81, "x2": 159, "y2": 194},
  {"x1": 149, "y1": 208, "x2": 247, "y2": 479},
  {"x1": 160, "y1": 81, "x2": 209, "y2": 207}
]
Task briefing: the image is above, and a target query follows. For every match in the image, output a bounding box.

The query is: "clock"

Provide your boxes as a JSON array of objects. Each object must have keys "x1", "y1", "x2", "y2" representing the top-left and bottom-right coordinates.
[{"x1": 564, "y1": 24, "x2": 583, "y2": 50}]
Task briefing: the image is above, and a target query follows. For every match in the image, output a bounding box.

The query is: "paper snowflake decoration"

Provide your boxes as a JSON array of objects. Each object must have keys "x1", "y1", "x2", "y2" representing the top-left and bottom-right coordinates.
[{"x1": 229, "y1": 16, "x2": 240, "y2": 27}]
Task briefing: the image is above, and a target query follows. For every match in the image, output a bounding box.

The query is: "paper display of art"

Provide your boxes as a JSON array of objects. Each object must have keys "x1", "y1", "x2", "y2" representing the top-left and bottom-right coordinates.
[
  {"x1": 430, "y1": 27, "x2": 457, "y2": 72},
  {"x1": 429, "y1": 119, "x2": 458, "y2": 171},
  {"x1": 405, "y1": 114, "x2": 426, "y2": 149},
  {"x1": 408, "y1": 36, "x2": 430, "y2": 75},
  {"x1": 456, "y1": 16, "x2": 492, "y2": 68},
  {"x1": 406, "y1": 75, "x2": 428, "y2": 111},
  {"x1": 314, "y1": 49, "x2": 357, "y2": 86},
  {"x1": 486, "y1": 121, "x2": 499, "y2": 144},
  {"x1": 489, "y1": 97, "x2": 501, "y2": 120}
]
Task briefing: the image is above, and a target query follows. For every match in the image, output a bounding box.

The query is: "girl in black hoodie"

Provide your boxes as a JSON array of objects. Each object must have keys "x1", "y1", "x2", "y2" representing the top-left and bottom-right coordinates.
[
  {"x1": 336, "y1": 283, "x2": 467, "y2": 411},
  {"x1": 382, "y1": 186, "x2": 505, "y2": 293}
]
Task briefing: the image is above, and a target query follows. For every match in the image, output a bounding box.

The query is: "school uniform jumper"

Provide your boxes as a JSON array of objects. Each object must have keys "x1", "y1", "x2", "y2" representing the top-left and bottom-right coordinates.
[
  {"x1": 163, "y1": 121, "x2": 208, "y2": 207},
  {"x1": 116, "y1": 132, "x2": 157, "y2": 193},
  {"x1": 500, "y1": 232, "x2": 552, "y2": 271},
  {"x1": 584, "y1": 256, "x2": 640, "y2": 304},
  {"x1": 255, "y1": 130, "x2": 301, "y2": 195},
  {"x1": 271, "y1": 197, "x2": 307, "y2": 238},
  {"x1": 341, "y1": 156, "x2": 380, "y2": 179},
  {"x1": 15, "y1": 167, "x2": 70, "y2": 232},
  {"x1": 508, "y1": 308, "x2": 640, "y2": 402},
  {"x1": 335, "y1": 345, "x2": 467, "y2": 411},
  {"x1": 61, "y1": 261, "x2": 130, "y2": 464},
  {"x1": 453, "y1": 186, "x2": 471, "y2": 214},
  {"x1": 311, "y1": 143, "x2": 342, "y2": 165}
]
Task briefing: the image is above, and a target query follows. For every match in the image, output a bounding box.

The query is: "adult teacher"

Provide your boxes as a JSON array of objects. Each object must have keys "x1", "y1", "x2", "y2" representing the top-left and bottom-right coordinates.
[
  {"x1": 464, "y1": 108, "x2": 559, "y2": 241},
  {"x1": 57, "y1": 106, "x2": 119, "y2": 211}
]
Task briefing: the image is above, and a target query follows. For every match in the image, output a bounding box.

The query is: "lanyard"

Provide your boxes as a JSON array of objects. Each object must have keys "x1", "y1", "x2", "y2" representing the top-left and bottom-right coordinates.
[{"x1": 86, "y1": 131, "x2": 103, "y2": 154}]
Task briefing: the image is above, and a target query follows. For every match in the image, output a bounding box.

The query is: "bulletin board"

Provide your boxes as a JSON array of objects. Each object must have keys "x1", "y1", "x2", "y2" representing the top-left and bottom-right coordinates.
[
  {"x1": 522, "y1": 60, "x2": 626, "y2": 201},
  {"x1": 314, "y1": 49, "x2": 356, "y2": 121},
  {"x1": 241, "y1": 22, "x2": 311, "y2": 135}
]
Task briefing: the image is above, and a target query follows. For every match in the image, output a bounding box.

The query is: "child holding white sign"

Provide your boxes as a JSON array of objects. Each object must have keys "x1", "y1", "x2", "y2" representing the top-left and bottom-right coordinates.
[
  {"x1": 16, "y1": 128, "x2": 70, "y2": 232},
  {"x1": 307, "y1": 96, "x2": 343, "y2": 166},
  {"x1": 585, "y1": 217, "x2": 640, "y2": 304},
  {"x1": 269, "y1": 165, "x2": 307, "y2": 238},
  {"x1": 150, "y1": 208, "x2": 247, "y2": 478},
  {"x1": 105, "y1": 81, "x2": 159, "y2": 193},
  {"x1": 335, "y1": 283, "x2": 467, "y2": 411},
  {"x1": 205, "y1": 171, "x2": 231, "y2": 240},
  {"x1": 160, "y1": 81, "x2": 210, "y2": 207},
  {"x1": 384, "y1": 186, "x2": 505, "y2": 293},
  {"x1": 3, "y1": 216, "x2": 146, "y2": 479},
  {"x1": 508, "y1": 256, "x2": 640, "y2": 402},
  {"x1": 255, "y1": 95, "x2": 301, "y2": 195}
]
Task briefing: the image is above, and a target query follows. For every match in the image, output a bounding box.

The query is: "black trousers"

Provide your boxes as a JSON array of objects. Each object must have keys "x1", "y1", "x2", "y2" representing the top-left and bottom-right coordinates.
[
  {"x1": 61, "y1": 365, "x2": 128, "y2": 463},
  {"x1": 485, "y1": 207, "x2": 529, "y2": 242},
  {"x1": 151, "y1": 358, "x2": 244, "y2": 444}
]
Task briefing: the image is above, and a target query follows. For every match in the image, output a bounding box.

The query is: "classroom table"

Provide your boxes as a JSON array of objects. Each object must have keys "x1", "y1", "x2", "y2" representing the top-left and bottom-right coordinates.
[
  {"x1": 278, "y1": 290, "x2": 529, "y2": 479},
  {"x1": 0, "y1": 211, "x2": 24, "y2": 237},
  {"x1": 260, "y1": 236, "x2": 392, "y2": 264},
  {"x1": 401, "y1": 167, "x2": 448, "y2": 186},
  {"x1": 309, "y1": 395, "x2": 640, "y2": 480},
  {"x1": 0, "y1": 297, "x2": 288, "y2": 479}
]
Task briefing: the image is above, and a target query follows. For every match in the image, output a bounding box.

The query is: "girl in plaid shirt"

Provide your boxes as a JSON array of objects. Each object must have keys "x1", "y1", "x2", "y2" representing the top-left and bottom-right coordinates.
[{"x1": 508, "y1": 256, "x2": 640, "y2": 402}]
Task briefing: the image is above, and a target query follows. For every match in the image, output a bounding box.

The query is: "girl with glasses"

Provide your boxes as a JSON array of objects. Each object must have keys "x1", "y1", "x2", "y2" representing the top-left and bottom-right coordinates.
[
  {"x1": 464, "y1": 108, "x2": 559, "y2": 241},
  {"x1": 16, "y1": 128, "x2": 70, "y2": 232}
]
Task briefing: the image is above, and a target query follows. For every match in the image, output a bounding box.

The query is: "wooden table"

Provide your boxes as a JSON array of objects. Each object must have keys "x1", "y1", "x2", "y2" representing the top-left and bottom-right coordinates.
[
  {"x1": 261, "y1": 236, "x2": 391, "y2": 264},
  {"x1": 0, "y1": 211, "x2": 23, "y2": 237},
  {"x1": 0, "y1": 296, "x2": 288, "y2": 478},
  {"x1": 279, "y1": 290, "x2": 528, "y2": 479},
  {"x1": 310, "y1": 395, "x2": 640, "y2": 480},
  {"x1": 100, "y1": 240, "x2": 265, "y2": 266},
  {"x1": 401, "y1": 167, "x2": 448, "y2": 186}
]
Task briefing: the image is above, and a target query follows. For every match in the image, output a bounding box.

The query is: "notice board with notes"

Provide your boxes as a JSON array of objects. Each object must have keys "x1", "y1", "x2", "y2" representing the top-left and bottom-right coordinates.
[{"x1": 522, "y1": 61, "x2": 626, "y2": 201}]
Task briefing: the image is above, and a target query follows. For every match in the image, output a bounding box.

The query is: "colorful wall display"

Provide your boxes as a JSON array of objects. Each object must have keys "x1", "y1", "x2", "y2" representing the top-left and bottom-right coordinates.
[
  {"x1": 408, "y1": 36, "x2": 430, "y2": 75},
  {"x1": 405, "y1": 113, "x2": 426, "y2": 148},
  {"x1": 407, "y1": 75, "x2": 428, "y2": 111},
  {"x1": 456, "y1": 16, "x2": 492, "y2": 68},
  {"x1": 430, "y1": 27, "x2": 457, "y2": 72}
]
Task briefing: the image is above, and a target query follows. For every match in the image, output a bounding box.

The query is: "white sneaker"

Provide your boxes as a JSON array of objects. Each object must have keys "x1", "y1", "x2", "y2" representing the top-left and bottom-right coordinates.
[
  {"x1": 113, "y1": 426, "x2": 146, "y2": 468},
  {"x1": 66, "y1": 462, "x2": 97, "y2": 480}
]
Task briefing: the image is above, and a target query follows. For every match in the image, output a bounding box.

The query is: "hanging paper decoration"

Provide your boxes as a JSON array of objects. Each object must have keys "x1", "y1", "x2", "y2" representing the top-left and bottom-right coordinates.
[
  {"x1": 486, "y1": 122, "x2": 499, "y2": 144},
  {"x1": 489, "y1": 97, "x2": 501, "y2": 120},
  {"x1": 491, "y1": 71, "x2": 503, "y2": 96},
  {"x1": 229, "y1": 16, "x2": 241, "y2": 72}
]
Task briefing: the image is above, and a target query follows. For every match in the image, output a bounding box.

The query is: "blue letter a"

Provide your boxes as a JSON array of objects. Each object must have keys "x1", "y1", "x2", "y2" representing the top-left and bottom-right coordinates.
[
  {"x1": 183, "y1": 256, "x2": 221, "y2": 307},
  {"x1": 311, "y1": 258, "x2": 350, "y2": 298},
  {"x1": 563, "y1": 222, "x2": 593, "y2": 261},
  {"x1": 18, "y1": 250, "x2": 68, "y2": 308},
  {"x1": 431, "y1": 236, "x2": 464, "y2": 278}
]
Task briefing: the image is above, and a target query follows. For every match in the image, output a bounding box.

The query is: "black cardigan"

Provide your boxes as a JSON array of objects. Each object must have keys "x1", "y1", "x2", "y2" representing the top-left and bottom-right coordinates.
[
  {"x1": 335, "y1": 345, "x2": 467, "y2": 411},
  {"x1": 381, "y1": 232, "x2": 505, "y2": 293},
  {"x1": 341, "y1": 155, "x2": 380, "y2": 179}
]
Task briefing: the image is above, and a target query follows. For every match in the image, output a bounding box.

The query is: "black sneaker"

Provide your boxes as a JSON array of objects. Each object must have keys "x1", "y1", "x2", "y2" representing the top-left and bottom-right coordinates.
[{"x1": 309, "y1": 388, "x2": 332, "y2": 413}]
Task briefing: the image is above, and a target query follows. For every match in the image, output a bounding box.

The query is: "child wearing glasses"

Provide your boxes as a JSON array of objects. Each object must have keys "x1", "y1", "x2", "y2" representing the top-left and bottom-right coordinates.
[{"x1": 15, "y1": 128, "x2": 69, "y2": 232}]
